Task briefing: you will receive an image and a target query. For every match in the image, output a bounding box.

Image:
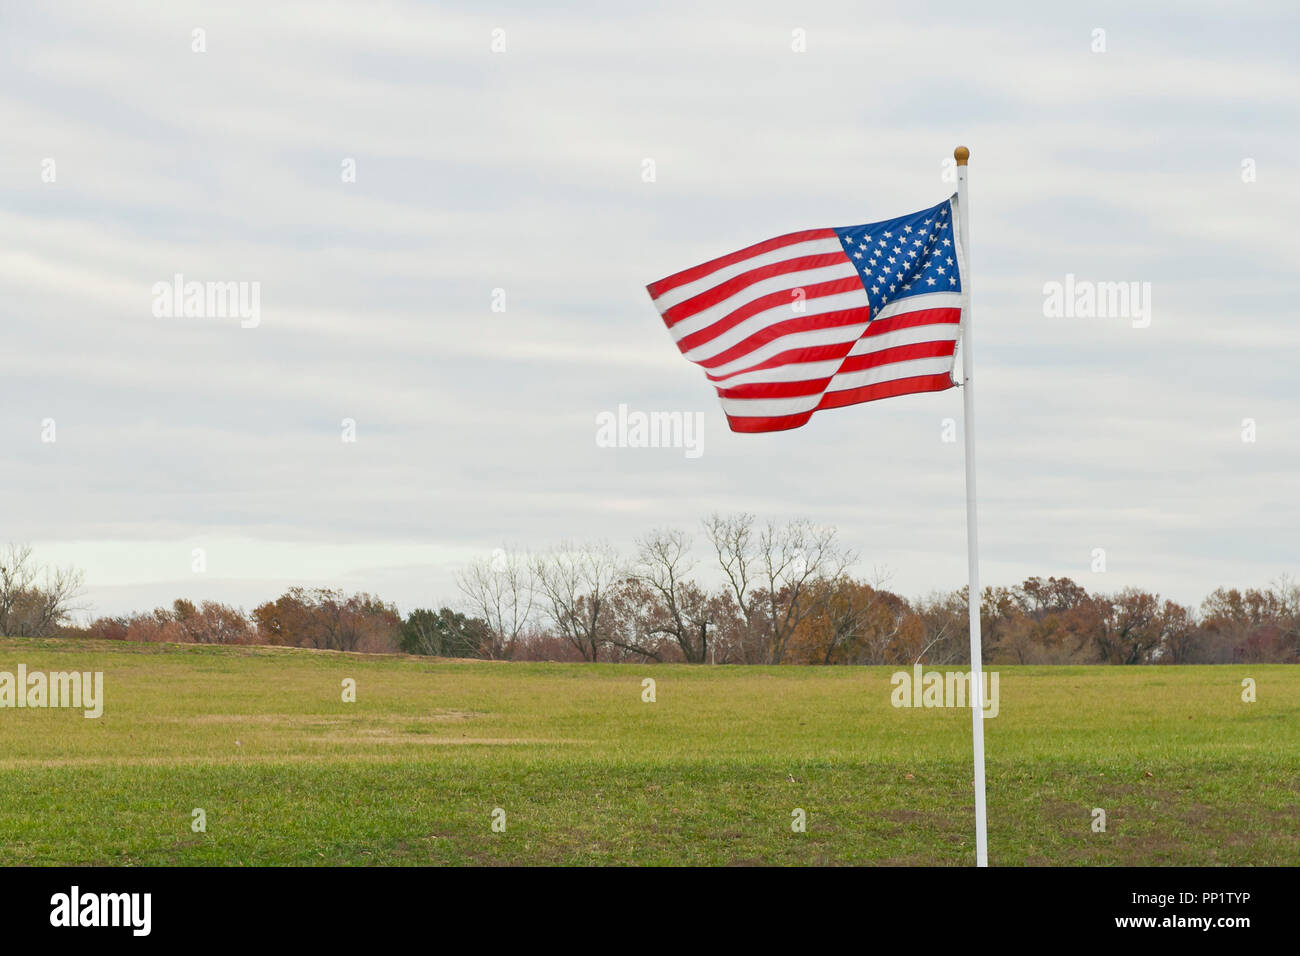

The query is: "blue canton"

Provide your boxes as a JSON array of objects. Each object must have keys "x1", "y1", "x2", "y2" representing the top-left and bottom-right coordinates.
[{"x1": 832, "y1": 196, "x2": 961, "y2": 317}]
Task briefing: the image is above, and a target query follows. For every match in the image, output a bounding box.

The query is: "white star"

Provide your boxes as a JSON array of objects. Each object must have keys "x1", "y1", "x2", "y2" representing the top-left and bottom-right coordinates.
[
  {"x1": 871, "y1": 285, "x2": 879, "y2": 294},
  {"x1": 936, "y1": 266, "x2": 946, "y2": 275},
  {"x1": 926, "y1": 277, "x2": 936, "y2": 286},
  {"x1": 942, "y1": 238, "x2": 951, "y2": 247},
  {"x1": 883, "y1": 231, "x2": 892, "y2": 238},
  {"x1": 904, "y1": 225, "x2": 913, "y2": 233},
  {"x1": 949, "y1": 276, "x2": 956, "y2": 284}
]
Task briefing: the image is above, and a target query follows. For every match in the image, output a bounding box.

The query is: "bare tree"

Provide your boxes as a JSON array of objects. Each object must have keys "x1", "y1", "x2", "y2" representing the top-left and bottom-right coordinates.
[
  {"x1": 533, "y1": 542, "x2": 622, "y2": 661},
  {"x1": 0, "y1": 543, "x2": 38, "y2": 634},
  {"x1": 457, "y1": 547, "x2": 534, "y2": 659},
  {"x1": 0, "y1": 543, "x2": 86, "y2": 637},
  {"x1": 622, "y1": 529, "x2": 716, "y2": 663},
  {"x1": 703, "y1": 513, "x2": 855, "y2": 664}
]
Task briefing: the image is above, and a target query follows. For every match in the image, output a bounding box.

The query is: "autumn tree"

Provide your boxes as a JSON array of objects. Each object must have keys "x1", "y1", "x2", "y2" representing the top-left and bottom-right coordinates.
[
  {"x1": 615, "y1": 529, "x2": 723, "y2": 663},
  {"x1": 252, "y1": 588, "x2": 399, "y2": 652},
  {"x1": 533, "y1": 542, "x2": 622, "y2": 662},
  {"x1": 703, "y1": 513, "x2": 855, "y2": 664},
  {"x1": 0, "y1": 543, "x2": 85, "y2": 638},
  {"x1": 908, "y1": 589, "x2": 968, "y2": 665},
  {"x1": 789, "y1": 574, "x2": 915, "y2": 665},
  {"x1": 1199, "y1": 580, "x2": 1300, "y2": 663},
  {"x1": 1156, "y1": 600, "x2": 1198, "y2": 664},
  {"x1": 979, "y1": 577, "x2": 1106, "y2": 665},
  {"x1": 1093, "y1": 588, "x2": 1166, "y2": 665},
  {"x1": 171, "y1": 599, "x2": 255, "y2": 644}
]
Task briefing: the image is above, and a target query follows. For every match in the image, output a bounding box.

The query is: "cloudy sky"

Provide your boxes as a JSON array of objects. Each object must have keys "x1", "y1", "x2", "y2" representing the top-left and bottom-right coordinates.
[{"x1": 2, "y1": 0, "x2": 1296, "y2": 620}]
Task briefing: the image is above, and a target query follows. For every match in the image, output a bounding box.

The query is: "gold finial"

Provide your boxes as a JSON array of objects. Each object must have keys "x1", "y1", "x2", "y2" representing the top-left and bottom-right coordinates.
[{"x1": 954, "y1": 146, "x2": 969, "y2": 166}]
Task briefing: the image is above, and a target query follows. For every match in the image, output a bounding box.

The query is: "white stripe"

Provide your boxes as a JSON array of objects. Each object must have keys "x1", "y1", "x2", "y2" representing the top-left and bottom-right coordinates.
[
  {"x1": 652, "y1": 237, "x2": 846, "y2": 311},
  {"x1": 849, "y1": 320, "x2": 959, "y2": 357},
  {"x1": 706, "y1": 308, "x2": 958, "y2": 387},
  {"x1": 668, "y1": 260, "x2": 857, "y2": 342},
  {"x1": 719, "y1": 392, "x2": 822, "y2": 417},
  {"x1": 872, "y1": 291, "x2": 962, "y2": 320},
  {"x1": 709, "y1": 358, "x2": 843, "y2": 388},
  {"x1": 826, "y1": 355, "x2": 955, "y2": 393},
  {"x1": 700, "y1": 323, "x2": 870, "y2": 379},
  {"x1": 712, "y1": 323, "x2": 957, "y2": 390},
  {"x1": 683, "y1": 288, "x2": 869, "y2": 362}
]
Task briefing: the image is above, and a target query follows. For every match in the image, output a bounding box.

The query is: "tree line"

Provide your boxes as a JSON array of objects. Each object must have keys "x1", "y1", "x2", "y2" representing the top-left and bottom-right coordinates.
[{"x1": 6, "y1": 519, "x2": 1298, "y2": 664}]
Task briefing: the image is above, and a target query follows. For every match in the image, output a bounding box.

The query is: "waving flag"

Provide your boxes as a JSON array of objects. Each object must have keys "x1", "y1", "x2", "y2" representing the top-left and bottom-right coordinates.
[{"x1": 646, "y1": 196, "x2": 965, "y2": 433}]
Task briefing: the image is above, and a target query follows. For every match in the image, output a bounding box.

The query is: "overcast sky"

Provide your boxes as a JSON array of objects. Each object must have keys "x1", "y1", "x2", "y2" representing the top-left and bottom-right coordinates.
[{"x1": 1, "y1": 0, "x2": 1297, "y2": 620}]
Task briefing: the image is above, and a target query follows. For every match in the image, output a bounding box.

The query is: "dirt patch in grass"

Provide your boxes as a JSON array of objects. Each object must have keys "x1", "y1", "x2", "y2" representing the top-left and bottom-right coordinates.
[
  {"x1": 0, "y1": 745, "x2": 575, "y2": 770},
  {"x1": 320, "y1": 735, "x2": 562, "y2": 746},
  {"x1": 878, "y1": 809, "x2": 934, "y2": 823},
  {"x1": 152, "y1": 711, "x2": 481, "y2": 726}
]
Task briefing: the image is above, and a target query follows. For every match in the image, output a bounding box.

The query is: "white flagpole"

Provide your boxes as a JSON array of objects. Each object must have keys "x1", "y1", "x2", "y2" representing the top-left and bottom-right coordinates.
[{"x1": 954, "y1": 144, "x2": 988, "y2": 867}]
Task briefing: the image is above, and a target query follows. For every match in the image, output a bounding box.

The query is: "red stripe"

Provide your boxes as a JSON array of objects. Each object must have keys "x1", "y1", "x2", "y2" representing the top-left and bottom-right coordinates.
[
  {"x1": 646, "y1": 228, "x2": 837, "y2": 301},
  {"x1": 716, "y1": 345, "x2": 957, "y2": 406},
  {"x1": 816, "y1": 372, "x2": 954, "y2": 411},
  {"x1": 722, "y1": 372, "x2": 955, "y2": 433},
  {"x1": 675, "y1": 276, "x2": 863, "y2": 354},
  {"x1": 715, "y1": 377, "x2": 832, "y2": 401},
  {"x1": 836, "y1": 339, "x2": 956, "y2": 374},
  {"x1": 864, "y1": 307, "x2": 960, "y2": 336},
  {"x1": 704, "y1": 342, "x2": 856, "y2": 382},
  {"x1": 662, "y1": 252, "x2": 851, "y2": 327},
  {"x1": 695, "y1": 307, "x2": 869, "y2": 370},
  {"x1": 725, "y1": 410, "x2": 816, "y2": 433}
]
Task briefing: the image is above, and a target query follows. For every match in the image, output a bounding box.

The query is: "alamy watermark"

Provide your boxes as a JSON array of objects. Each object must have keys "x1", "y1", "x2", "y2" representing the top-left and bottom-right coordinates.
[
  {"x1": 0, "y1": 665, "x2": 103, "y2": 718},
  {"x1": 1042, "y1": 274, "x2": 1151, "y2": 328},
  {"x1": 890, "y1": 664, "x2": 999, "y2": 717},
  {"x1": 151, "y1": 273, "x2": 261, "y2": 328},
  {"x1": 595, "y1": 404, "x2": 704, "y2": 459},
  {"x1": 50, "y1": 886, "x2": 150, "y2": 936}
]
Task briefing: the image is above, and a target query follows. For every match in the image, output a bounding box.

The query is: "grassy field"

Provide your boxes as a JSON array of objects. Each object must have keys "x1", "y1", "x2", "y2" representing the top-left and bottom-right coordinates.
[{"x1": 0, "y1": 637, "x2": 1296, "y2": 866}]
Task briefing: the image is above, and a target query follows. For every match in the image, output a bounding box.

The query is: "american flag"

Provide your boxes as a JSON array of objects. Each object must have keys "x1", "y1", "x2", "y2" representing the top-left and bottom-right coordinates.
[{"x1": 647, "y1": 196, "x2": 965, "y2": 433}]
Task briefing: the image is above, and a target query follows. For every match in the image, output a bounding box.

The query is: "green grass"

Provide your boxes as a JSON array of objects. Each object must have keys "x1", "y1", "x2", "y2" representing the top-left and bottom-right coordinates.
[{"x1": 1, "y1": 638, "x2": 1296, "y2": 865}]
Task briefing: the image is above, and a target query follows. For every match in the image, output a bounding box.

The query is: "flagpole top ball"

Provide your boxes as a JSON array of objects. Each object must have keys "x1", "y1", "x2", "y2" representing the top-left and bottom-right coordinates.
[{"x1": 954, "y1": 146, "x2": 970, "y2": 166}]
